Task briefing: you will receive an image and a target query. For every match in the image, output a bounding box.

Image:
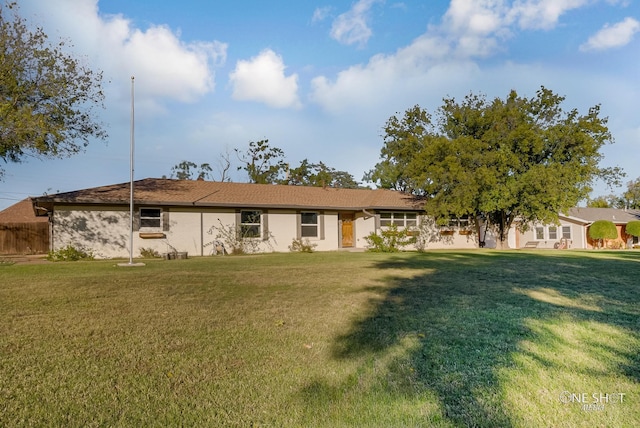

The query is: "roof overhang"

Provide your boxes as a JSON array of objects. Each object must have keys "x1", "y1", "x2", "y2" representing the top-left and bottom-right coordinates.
[{"x1": 30, "y1": 198, "x2": 425, "y2": 213}]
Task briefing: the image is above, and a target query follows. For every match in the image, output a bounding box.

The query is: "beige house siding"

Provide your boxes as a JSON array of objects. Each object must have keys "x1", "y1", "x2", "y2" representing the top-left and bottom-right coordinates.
[
  {"x1": 50, "y1": 205, "x2": 488, "y2": 258},
  {"x1": 53, "y1": 206, "x2": 130, "y2": 258},
  {"x1": 51, "y1": 206, "x2": 372, "y2": 258},
  {"x1": 516, "y1": 218, "x2": 587, "y2": 249}
]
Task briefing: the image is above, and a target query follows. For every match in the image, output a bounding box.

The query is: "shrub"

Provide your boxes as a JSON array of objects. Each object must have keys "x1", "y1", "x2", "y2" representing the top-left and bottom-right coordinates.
[
  {"x1": 626, "y1": 220, "x2": 640, "y2": 238},
  {"x1": 47, "y1": 245, "x2": 94, "y2": 262},
  {"x1": 206, "y1": 219, "x2": 275, "y2": 255},
  {"x1": 365, "y1": 224, "x2": 416, "y2": 252},
  {"x1": 588, "y1": 220, "x2": 617, "y2": 249},
  {"x1": 289, "y1": 238, "x2": 317, "y2": 253},
  {"x1": 608, "y1": 240, "x2": 624, "y2": 250},
  {"x1": 139, "y1": 247, "x2": 161, "y2": 258}
]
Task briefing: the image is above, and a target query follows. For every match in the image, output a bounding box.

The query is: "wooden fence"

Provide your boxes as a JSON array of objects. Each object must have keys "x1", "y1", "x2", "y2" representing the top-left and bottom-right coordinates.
[{"x1": 0, "y1": 222, "x2": 49, "y2": 255}]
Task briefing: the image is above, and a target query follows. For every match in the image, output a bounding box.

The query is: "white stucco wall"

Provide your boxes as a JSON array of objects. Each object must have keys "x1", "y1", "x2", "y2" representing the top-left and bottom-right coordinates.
[
  {"x1": 516, "y1": 219, "x2": 586, "y2": 249},
  {"x1": 354, "y1": 212, "x2": 375, "y2": 249},
  {"x1": 360, "y1": 215, "x2": 490, "y2": 251},
  {"x1": 52, "y1": 205, "x2": 497, "y2": 258},
  {"x1": 52, "y1": 206, "x2": 357, "y2": 258},
  {"x1": 52, "y1": 206, "x2": 131, "y2": 258}
]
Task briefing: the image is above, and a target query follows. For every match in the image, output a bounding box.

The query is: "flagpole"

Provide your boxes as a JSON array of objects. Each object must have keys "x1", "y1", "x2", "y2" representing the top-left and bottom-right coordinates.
[
  {"x1": 128, "y1": 75, "x2": 135, "y2": 264},
  {"x1": 119, "y1": 76, "x2": 144, "y2": 267}
]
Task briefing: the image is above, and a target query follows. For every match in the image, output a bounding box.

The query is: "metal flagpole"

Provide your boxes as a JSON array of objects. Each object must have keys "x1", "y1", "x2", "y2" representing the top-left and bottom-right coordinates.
[
  {"x1": 119, "y1": 76, "x2": 144, "y2": 267},
  {"x1": 128, "y1": 76, "x2": 135, "y2": 264}
]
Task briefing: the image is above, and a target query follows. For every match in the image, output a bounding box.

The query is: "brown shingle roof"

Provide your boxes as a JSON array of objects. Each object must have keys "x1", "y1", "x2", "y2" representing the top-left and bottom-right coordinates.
[
  {"x1": 33, "y1": 178, "x2": 425, "y2": 212},
  {"x1": 0, "y1": 198, "x2": 48, "y2": 223}
]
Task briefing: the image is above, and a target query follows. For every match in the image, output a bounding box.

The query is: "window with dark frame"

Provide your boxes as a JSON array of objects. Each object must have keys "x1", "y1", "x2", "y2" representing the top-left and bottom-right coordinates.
[
  {"x1": 301, "y1": 212, "x2": 318, "y2": 238},
  {"x1": 140, "y1": 208, "x2": 161, "y2": 229},
  {"x1": 240, "y1": 210, "x2": 261, "y2": 238}
]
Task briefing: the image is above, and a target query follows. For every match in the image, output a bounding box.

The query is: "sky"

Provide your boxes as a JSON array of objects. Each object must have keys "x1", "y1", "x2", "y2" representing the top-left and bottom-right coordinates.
[{"x1": 1, "y1": 0, "x2": 639, "y2": 210}]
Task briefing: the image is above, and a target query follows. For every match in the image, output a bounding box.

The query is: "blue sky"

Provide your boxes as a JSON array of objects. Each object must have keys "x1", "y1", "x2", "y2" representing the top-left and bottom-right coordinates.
[{"x1": 1, "y1": 0, "x2": 639, "y2": 210}]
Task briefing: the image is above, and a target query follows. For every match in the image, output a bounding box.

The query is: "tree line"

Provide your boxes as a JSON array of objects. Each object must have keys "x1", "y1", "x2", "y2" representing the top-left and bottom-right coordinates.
[
  {"x1": 588, "y1": 178, "x2": 640, "y2": 210},
  {"x1": 169, "y1": 139, "x2": 360, "y2": 189}
]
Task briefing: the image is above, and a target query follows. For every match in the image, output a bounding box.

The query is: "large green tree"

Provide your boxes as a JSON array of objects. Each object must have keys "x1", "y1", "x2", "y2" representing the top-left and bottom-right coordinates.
[
  {"x1": 0, "y1": 3, "x2": 106, "y2": 178},
  {"x1": 367, "y1": 87, "x2": 620, "y2": 248}
]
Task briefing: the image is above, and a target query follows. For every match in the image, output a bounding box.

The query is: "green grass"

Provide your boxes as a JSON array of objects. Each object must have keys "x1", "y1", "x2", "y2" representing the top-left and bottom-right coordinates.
[{"x1": 1, "y1": 251, "x2": 639, "y2": 427}]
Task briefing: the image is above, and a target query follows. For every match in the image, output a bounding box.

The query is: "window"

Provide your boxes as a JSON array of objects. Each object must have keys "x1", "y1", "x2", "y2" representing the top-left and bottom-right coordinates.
[
  {"x1": 405, "y1": 213, "x2": 417, "y2": 227},
  {"x1": 562, "y1": 226, "x2": 571, "y2": 239},
  {"x1": 443, "y1": 217, "x2": 470, "y2": 229},
  {"x1": 548, "y1": 226, "x2": 557, "y2": 240},
  {"x1": 535, "y1": 226, "x2": 544, "y2": 240},
  {"x1": 301, "y1": 212, "x2": 318, "y2": 238},
  {"x1": 240, "y1": 210, "x2": 261, "y2": 238},
  {"x1": 140, "y1": 208, "x2": 161, "y2": 229},
  {"x1": 379, "y1": 212, "x2": 393, "y2": 227},
  {"x1": 380, "y1": 212, "x2": 418, "y2": 228}
]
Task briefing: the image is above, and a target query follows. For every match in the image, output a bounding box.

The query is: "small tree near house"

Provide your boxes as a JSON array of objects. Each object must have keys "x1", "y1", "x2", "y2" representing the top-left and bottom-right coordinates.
[
  {"x1": 625, "y1": 221, "x2": 640, "y2": 248},
  {"x1": 588, "y1": 220, "x2": 617, "y2": 249}
]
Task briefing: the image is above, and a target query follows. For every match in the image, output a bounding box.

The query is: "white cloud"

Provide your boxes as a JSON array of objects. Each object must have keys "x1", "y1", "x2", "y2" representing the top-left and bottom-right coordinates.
[
  {"x1": 441, "y1": 0, "x2": 511, "y2": 58},
  {"x1": 310, "y1": 0, "x2": 611, "y2": 112},
  {"x1": 312, "y1": 6, "x2": 332, "y2": 23},
  {"x1": 580, "y1": 17, "x2": 640, "y2": 51},
  {"x1": 444, "y1": 0, "x2": 506, "y2": 36},
  {"x1": 310, "y1": 35, "x2": 465, "y2": 114},
  {"x1": 117, "y1": 25, "x2": 226, "y2": 102},
  {"x1": 509, "y1": 0, "x2": 590, "y2": 30},
  {"x1": 229, "y1": 49, "x2": 301, "y2": 109},
  {"x1": 330, "y1": 0, "x2": 382, "y2": 47},
  {"x1": 19, "y1": 0, "x2": 226, "y2": 109}
]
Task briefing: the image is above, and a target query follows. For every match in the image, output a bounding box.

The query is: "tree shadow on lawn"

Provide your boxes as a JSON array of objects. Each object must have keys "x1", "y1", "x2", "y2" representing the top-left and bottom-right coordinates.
[{"x1": 301, "y1": 251, "x2": 640, "y2": 427}]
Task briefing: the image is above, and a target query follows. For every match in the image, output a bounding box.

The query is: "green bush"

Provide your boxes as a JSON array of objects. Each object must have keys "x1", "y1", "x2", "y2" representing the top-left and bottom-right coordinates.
[
  {"x1": 365, "y1": 224, "x2": 416, "y2": 252},
  {"x1": 139, "y1": 247, "x2": 161, "y2": 258},
  {"x1": 46, "y1": 245, "x2": 95, "y2": 262},
  {"x1": 289, "y1": 238, "x2": 317, "y2": 253},
  {"x1": 626, "y1": 220, "x2": 640, "y2": 238},
  {"x1": 588, "y1": 220, "x2": 617, "y2": 249},
  {"x1": 206, "y1": 219, "x2": 275, "y2": 255}
]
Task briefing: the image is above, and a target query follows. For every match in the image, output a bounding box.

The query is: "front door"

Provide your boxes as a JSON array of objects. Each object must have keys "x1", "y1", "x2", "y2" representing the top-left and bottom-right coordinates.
[{"x1": 340, "y1": 213, "x2": 354, "y2": 247}]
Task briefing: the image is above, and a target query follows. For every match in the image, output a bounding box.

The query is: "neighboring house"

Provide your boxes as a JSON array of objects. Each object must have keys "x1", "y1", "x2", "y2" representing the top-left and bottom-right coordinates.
[
  {"x1": 0, "y1": 198, "x2": 50, "y2": 255},
  {"x1": 514, "y1": 207, "x2": 640, "y2": 249},
  {"x1": 32, "y1": 178, "x2": 490, "y2": 258}
]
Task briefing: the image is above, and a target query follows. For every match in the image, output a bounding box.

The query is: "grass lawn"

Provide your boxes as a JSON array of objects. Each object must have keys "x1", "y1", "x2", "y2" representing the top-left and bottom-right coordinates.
[{"x1": 1, "y1": 250, "x2": 639, "y2": 427}]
